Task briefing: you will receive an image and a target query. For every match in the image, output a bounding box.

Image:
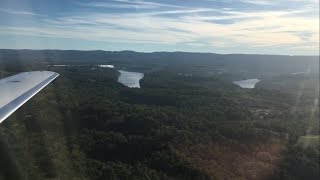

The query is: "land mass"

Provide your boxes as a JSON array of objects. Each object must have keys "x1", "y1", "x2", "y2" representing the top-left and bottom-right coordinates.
[{"x1": 0, "y1": 49, "x2": 319, "y2": 180}]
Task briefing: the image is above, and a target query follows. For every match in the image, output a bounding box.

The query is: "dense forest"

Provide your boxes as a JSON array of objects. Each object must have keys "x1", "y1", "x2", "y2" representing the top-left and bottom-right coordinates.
[{"x1": 0, "y1": 50, "x2": 319, "y2": 180}]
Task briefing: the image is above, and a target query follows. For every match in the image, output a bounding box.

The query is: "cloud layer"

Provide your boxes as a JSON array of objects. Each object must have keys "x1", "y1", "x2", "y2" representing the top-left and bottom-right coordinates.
[{"x1": 0, "y1": 0, "x2": 318, "y2": 55}]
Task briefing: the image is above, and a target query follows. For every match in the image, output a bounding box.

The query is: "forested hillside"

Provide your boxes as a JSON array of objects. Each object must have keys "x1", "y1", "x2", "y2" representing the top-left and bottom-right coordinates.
[{"x1": 0, "y1": 50, "x2": 319, "y2": 180}]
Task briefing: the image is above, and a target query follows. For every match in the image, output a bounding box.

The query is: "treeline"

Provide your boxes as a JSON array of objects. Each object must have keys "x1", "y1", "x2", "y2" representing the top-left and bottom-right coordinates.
[{"x1": 0, "y1": 64, "x2": 318, "y2": 180}]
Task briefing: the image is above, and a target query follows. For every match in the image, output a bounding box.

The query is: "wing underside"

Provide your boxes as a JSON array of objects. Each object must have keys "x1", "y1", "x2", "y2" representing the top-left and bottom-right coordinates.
[{"x1": 0, "y1": 71, "x2": 59, "y2": 123}]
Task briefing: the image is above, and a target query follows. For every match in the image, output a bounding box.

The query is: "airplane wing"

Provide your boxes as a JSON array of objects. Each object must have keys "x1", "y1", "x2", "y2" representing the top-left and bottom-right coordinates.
[{"x1": 0, "y1": 71, "x2": 59, "y2": 123}]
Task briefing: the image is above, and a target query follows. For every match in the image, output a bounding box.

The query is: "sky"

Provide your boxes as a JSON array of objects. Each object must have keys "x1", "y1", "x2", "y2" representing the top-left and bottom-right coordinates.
[{"x1": 0, "y1": 0, "x2": 319, "y2": 55}]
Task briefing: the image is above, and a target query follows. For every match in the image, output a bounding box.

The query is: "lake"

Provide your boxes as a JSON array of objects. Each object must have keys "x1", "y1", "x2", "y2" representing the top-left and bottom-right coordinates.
[
  {"x1": 118, "y1": 70, "x2": 144, "y2": 88},
  {"x1": 233, "y1": 79, "x2": 260, "y2": 89},
  {"x1": 98, "y1": 65, "x2": 114, "y2": 68}
]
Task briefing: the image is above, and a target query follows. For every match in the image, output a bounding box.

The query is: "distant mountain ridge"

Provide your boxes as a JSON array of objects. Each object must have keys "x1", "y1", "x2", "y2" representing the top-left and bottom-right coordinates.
[{"x1": 0, "y1": 49, "x2": 319, "y2": 76}]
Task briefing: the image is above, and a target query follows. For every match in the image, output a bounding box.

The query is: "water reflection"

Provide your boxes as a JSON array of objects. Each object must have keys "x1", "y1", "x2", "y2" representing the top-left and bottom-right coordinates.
[
  {"x1": 118, "y1": 70, "x2": 144, "y2": 88},
  {"x1": 233, "y1": 79, "x2": 260, "y2": 89}
]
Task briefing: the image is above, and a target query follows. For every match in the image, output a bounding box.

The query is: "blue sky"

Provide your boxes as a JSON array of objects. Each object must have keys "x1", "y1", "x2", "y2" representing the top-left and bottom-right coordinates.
[{"x1": 0, "y1": 0, "x2": 318, "y2": 55}]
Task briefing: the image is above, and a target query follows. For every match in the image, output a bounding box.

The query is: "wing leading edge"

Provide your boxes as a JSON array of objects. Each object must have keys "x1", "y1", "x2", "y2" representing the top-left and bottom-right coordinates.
[{"x1": 0, "y1": 71, "x2": 59, "y2": 123}]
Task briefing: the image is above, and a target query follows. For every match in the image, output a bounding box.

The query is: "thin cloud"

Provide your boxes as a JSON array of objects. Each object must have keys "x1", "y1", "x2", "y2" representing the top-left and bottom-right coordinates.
[
  {"x1": 0, "y1": 0, "x2": 318, "y2": 55},
  {"x1": 0, "y1": 8, "x2": 41, "y2": 16},
  {"x1": 81, "y1": 2, "x2": 158, "y2": 9},
  {"x1": 82, "y1": 0, "x2": 184, "y2": 9},
  {"x1": 144, "y1": 8, "x2": 215, "y2": 16},
  {"x1": 113, "y1": 0, "x2": 184, "y2": 8},
  {"x1": 239, "y1": 0, "x2": 273, "y2": 5},
  {"x1": 15, "y1": 8, "x2": 318, "y2": 47}
]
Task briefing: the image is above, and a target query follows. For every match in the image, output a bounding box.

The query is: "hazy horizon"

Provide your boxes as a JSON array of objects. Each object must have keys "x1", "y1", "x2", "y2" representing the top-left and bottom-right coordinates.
[{"x1": 1, "y1": 48, "x2": 319, "y2": 57}]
